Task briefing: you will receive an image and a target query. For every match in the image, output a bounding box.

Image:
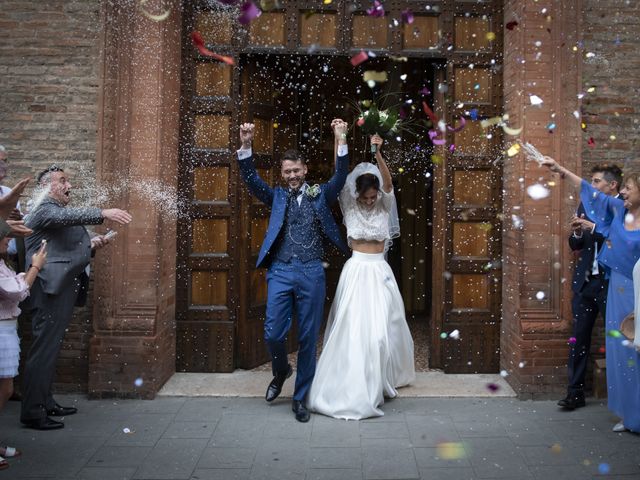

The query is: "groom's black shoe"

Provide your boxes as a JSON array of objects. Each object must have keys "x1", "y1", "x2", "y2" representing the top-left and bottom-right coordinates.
[
  {"x1": 557, "y1": 394, "x2": 586, "y2": 410},
  {"x1": 292, "y1": 400, "x2": 310, "y2": 423},
  {"x1": 265, "y1": 364, "x2": 293, "y2": 402}
]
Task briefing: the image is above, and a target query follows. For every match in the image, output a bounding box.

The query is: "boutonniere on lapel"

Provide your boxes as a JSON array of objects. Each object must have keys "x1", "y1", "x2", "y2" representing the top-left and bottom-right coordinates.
[{"x1": 306, "y1": 184, "x2": 320, "y2": 199}]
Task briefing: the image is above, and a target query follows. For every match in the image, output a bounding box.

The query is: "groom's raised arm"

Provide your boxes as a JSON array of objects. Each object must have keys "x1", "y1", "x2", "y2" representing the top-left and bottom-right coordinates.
[
  {"x1": 236, "y1": 123, "x2": 274, "y2": 206},
  {"x1": 323, "y1": 119, "x2": 349, "y2": 204}
]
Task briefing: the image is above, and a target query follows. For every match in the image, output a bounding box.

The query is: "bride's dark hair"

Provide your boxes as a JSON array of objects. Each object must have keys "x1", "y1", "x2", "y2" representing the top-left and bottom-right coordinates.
[{"x1": 355, "y1": 173, "x2": 379, "y2": 194}]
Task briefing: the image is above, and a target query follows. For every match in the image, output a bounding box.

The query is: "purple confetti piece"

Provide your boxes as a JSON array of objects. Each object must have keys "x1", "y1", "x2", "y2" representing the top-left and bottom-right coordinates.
[
  {"x1": 238, "y1": 1, "x2": 261, "y2": 25},
  {"x1": 366, "y1": 0, "x2": 385, "y2": 18},
  {"x1": 401, "y1": 9, "x2": 414, "y2": 24}
]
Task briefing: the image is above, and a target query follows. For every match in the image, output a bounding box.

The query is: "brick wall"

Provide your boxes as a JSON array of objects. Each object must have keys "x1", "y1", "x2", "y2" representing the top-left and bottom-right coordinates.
[{"x1": 1, "y1": 0, "x2": 102, "y2": 392}]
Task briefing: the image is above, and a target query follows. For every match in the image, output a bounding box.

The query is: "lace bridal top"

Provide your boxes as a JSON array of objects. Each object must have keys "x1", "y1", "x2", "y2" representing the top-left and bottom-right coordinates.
[{"x1": 339, "y1": 162, "x2": 400, "y2": 252}]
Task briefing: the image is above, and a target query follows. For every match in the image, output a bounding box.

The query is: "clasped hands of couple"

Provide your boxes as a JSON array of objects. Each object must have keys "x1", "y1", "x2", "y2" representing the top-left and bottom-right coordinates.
[{"x1": 239, "y1": 118, "x2": 350, "y2": 149}]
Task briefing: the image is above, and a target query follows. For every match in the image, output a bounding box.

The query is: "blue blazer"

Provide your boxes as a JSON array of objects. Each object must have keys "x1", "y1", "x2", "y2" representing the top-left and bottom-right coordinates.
[
  {"x1": 238, "y1": 153, "x2": 349, "y2": 268},
  {"x1": 569, "y1": 202, "x2": 605, "y2": 294}
]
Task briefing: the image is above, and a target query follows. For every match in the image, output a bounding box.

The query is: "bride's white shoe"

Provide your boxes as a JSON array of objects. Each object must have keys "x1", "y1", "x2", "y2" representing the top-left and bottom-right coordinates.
[{"x1": 612, "y1": 421, "x2": 627, "y2": 432}]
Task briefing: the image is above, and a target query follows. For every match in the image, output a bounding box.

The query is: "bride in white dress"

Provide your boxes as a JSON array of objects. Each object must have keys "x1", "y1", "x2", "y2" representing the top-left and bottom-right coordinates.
[{"x1": 308, "y1": 134, "x2": 415, "y2": 420}]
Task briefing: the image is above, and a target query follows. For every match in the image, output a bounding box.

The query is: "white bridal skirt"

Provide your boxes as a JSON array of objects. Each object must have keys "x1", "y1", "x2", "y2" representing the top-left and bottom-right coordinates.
[
  {"x1": 308, "y1": 251, "x2": 415, "y2": 420},
  {"x1": 0, "y1": 319, "x2": 20, "y2": 378}
]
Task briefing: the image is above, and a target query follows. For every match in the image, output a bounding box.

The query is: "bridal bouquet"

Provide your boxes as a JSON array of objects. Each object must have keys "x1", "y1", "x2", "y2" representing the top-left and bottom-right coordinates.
[{"x1": 355, "y1": 101, "x2": 402, "y2": 152}]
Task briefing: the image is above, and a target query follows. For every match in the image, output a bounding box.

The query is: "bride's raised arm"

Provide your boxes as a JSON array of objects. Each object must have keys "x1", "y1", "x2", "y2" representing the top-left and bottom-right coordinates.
[{"x1": 371, "y1": 134, "x2": 392, "y2": 193}]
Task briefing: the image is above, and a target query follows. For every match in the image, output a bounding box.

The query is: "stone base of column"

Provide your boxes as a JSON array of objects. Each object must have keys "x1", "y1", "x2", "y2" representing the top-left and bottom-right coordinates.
[{"x1": 87, "y1": 325, "x2": 175, "y2": 399}]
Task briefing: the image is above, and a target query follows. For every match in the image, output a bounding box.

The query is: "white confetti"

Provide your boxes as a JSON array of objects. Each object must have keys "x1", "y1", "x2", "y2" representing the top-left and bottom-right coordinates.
[
  {"x1": 625, "y1": 213, "x2": 634, "y2": 224},
  {"x1": 526, "y1": 184, "x2": 550, "y2": 200},
  {"x1": 536, "y1": 291, "x2": 545, "y2": 300},
  {"x1": 529, "y1": 94, "x2": 544, "y2": 106},
  {"x1": 123, "y1": 427, "x2": 131, "y2": 434},
  {"x1": 134, "y1": 378, "x2": 143, "y2": 387},
  {"x1": 500, "y1": 370, "x2": 509, "y2": 377},
  {"x1": 449, "y1": 329, "x2": 460, "y2": 340}
]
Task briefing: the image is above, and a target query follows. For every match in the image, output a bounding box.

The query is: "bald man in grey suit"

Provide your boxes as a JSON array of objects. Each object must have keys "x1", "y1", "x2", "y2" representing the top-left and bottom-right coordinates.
[{"x1": 20, "y1": 166, "x2": 132, "y2": 430}]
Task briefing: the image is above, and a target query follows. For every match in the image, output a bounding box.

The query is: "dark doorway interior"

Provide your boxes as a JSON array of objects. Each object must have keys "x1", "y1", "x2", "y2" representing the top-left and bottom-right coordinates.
[{"x1": 243, "y1": 54, "x2": 435, "y2": 370}]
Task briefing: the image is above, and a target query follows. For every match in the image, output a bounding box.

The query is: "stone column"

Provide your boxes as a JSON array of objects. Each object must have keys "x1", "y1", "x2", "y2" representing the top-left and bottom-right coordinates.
[
  {"x1": 88, "y1": 0, "x2": 182, "y2": 398},
  {"x1": 501, "y1": 0, "x2": 582, "y2": 397}
]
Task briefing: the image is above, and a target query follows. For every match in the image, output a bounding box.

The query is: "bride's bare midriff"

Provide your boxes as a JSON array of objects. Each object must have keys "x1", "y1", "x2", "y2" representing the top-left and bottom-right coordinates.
[{"x1": 350, "y1": 239, "x2": 385, "y2": 254}]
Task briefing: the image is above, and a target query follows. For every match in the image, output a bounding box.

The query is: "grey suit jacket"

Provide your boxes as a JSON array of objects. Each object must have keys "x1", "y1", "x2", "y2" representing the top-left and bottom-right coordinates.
[{"x1": 24, "y1": 198, "x2": 104, "y2": 302}]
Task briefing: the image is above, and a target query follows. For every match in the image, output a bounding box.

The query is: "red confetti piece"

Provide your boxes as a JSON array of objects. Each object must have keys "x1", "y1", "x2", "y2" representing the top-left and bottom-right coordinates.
[
  {"x1": 191, "y1": 31, "x2": 235, "y2": 65},
  {"x1": 588, "y1": 137, "x2": 595, "y2": 147},
  {"x1": 422, "y1": 101, "x2": 439, "y2": 124},
  {"x1": 401, "y1": 9, "x2": 414, "y2": 24},
  {"x1": 350, "y1": 50, "x2": 369, "y2": 67},
  {"x1": 447, "y1": 116, "x2": 466, "y2": 133},
  {"x1": 238, "y1": 1, "x2": 261, "y2": 25},
  {"x1": 506, "y1": 20, "x2": 519, "y2": 30},
  {"x1": 598, "y1": 346, "x2": 606, "y2": 354},
  {"x1": 366, "y1": 0, "x2": 385, "y2": 18}
]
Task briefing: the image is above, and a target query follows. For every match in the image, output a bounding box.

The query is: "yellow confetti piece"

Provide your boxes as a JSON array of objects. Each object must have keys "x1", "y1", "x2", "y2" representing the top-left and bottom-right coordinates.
[
  {"x1": 551, "y1": 443, "x2": 563, "y2": 454},
  {"x1": 610, "y1": 135, "x2": 616, "y2": 140},
  {"x1": 323, "y1": 0, "x2": 333, "y2": 3},
  {"x1": 273, "y1": 122, "x2": 279, "y2": 128},
  {"x1": 507, "y1": 143, "x2": 521, "y2": 157},
  {"x1": 587, "y1": 86, "x2": 596, "y2": 93},
  {"x1": 486, "y1": 32, "x2": 496, "y2": 41},
  {"x1": 548, "y1": 181, "x2": 556, "y2": 186},
  {"x1": 476, "y1": 223, "x2": 493, "y2": 232},
  {"x1": 572, "y1": 46, "x2": 578, "y2": 51},
  {"x1": 502, "y1": 125, "x2": 523, "y2": 136},
  {"x1": 139, "y1": 0, "x2": 170, "y2": 21},
  {"x1": 363, "y1": 71, "x2": 388, "y2": 83},
  {"x1": 480, "y1": 116, "x2": 503, "y2": 128},
  {"x1": 437, "y1": 442, "x2": 466, "y2": 460},
  {"x1": 398, "y1": 167, "x2": 405, "y2": 173},
  {"x1": 430, "y1": 154, "x2": 443, "y2": 165}
]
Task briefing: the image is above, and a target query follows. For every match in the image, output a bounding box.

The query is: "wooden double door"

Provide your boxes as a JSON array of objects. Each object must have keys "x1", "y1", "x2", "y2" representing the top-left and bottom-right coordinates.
[{"x1": 176, "y1": 0, "x2": 504, "y2": 375}]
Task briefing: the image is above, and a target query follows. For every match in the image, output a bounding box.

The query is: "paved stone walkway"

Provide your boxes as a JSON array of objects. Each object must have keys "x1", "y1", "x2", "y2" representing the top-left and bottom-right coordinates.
[{"x1": 1, "y1": 395, "x2": 639, "y2": 479}]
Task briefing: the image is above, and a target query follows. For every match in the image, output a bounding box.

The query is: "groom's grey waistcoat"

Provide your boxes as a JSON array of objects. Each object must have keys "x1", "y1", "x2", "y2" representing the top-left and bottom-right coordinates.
[{"x1": 274, "y1": 193, "x2": 323, "y2": 263}]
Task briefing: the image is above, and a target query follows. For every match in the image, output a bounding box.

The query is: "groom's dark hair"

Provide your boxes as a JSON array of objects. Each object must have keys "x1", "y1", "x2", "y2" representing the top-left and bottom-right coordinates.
[{"x1": 281, "y1": 149, "x2": 306, "y2": 164}]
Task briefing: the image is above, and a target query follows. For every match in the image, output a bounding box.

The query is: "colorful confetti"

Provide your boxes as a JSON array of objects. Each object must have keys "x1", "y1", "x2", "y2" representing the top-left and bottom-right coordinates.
[
  {"x1": 350, "y1": 50, "x2": 369, "y2": 66},
  {"x1": 191, "y1": 31, "x2": 235, "y2": 65},
  {"x1": 238, "y1": 1, "x2": 262, "y2": 25},
  {"x1": 366, "y1": 0, "x2": 385, "y2": 17},
  {"x1": 506, "y1": 20, "x2": 519, "y2": 30},
  {"x1": 138, "y1": 0, "x2": 171, "y2": 21},
  {"x1": 401, "y1": 9, "x2": 414, "y2": 24}
]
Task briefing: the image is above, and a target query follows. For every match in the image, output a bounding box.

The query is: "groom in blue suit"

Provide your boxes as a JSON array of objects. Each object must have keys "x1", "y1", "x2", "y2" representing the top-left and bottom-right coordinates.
[{"x1": 236, "y1": 120, "x2": 349, "y2": 422}]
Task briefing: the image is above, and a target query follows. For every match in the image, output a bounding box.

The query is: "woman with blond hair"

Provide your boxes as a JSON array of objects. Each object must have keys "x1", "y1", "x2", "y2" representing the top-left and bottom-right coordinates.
[{"x1": 539, "y1": 155, "x2": 640, "y2": 433}]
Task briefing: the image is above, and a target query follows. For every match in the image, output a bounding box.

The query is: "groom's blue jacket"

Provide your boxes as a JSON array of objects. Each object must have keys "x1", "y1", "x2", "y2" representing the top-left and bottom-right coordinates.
[{"x1": 238, "y1": 153, "x2": 350, "y2": 268}]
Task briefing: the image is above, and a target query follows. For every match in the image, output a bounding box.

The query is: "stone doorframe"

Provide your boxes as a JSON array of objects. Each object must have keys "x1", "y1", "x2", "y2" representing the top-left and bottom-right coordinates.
[
  {"x1": 88, "y1": 0, "x2": 582, "y2": 398},
  {"x1": 88, "y1": 0, "x2": 183, "y2": 398}
]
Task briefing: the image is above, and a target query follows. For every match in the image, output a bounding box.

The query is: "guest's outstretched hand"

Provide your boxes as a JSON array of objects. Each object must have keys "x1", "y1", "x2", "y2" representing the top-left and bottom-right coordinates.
[
  {"x1": 7, "y1": 220, "x2": 32, "y2": 238},
  {"x1": 540, "y1": 155, "x2": 561, "y2": 173},
  {"x1": 91, "y1": 235, "x2": 108, "y2": 250},
  {"x1": 0, "y1": 177, "x2": 30, "y2": 220},
  {"x1": 101, "y1": 208, "x2": 132, "y2": 225},
  {"x1": 31, "y1": 241, "x2": 47, "y2": 270}
]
